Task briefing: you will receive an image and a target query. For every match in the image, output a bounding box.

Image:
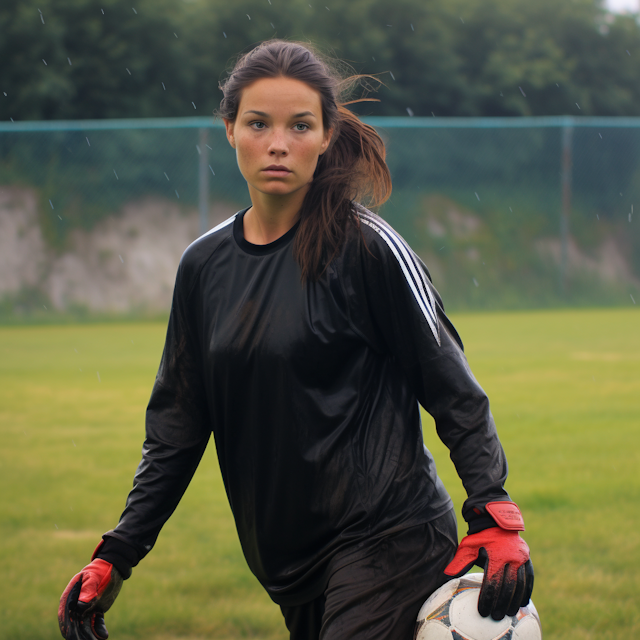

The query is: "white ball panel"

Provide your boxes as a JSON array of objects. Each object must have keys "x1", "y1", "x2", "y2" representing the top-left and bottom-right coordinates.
[
  {"x1": 449, "y1": 589, "x2": 511, "y2": 640},
  {"x1": 417, "y1": 579, "x2": 460, "y2": 621},
  {"x1": 415, "y1": 620, "x2": 454, "y2": 640},
  {"x1": 512, "y1": 614, "x2": 542, "y2": 640}
]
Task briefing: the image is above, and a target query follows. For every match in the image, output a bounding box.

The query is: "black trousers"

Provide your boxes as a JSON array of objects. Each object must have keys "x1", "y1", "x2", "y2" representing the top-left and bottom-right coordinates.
[{"x1": 280, "y1": 509, "x2": 458, "y2": 640}]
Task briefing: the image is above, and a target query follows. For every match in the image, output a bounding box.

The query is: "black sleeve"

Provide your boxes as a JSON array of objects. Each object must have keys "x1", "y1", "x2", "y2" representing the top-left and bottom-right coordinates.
[
  {"x1": 349, "y1": 213, "x2": 510, "y2": 531},
  {"x1": 98, "y1": 257, "x2": 211, "y2": 572}
]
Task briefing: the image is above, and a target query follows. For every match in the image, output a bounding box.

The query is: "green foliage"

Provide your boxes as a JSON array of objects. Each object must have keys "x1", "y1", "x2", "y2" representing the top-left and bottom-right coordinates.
[
  {"x1": 1, "y1": 311, "x2": 639, "y2": 638},
  {"x1": 2, "y1": 0, "x2": 640, "y2": 120}
]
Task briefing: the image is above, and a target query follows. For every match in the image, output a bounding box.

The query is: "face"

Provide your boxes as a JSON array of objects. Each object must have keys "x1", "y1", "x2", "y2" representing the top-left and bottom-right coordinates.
[{"x1": 223, "y1": 76, "x2": 333, "y2": 201}]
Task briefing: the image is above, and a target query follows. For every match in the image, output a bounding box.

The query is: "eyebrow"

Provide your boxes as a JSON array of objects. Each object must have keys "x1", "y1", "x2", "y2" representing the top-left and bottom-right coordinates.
[{"x1": 243, "y1": 110, "x2": 317, "y2": 118}]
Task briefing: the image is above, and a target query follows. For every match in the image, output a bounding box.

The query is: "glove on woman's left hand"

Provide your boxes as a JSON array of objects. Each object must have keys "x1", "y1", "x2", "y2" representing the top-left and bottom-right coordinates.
[{"x1": 444, "y1": 501, "x2": 534, "y2": 621}]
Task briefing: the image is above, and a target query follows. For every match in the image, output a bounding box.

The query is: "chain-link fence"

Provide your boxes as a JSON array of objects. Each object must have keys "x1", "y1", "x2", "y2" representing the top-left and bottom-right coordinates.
[{"x1": 1, "y1": 116, "x2": 639, "y2": 320}]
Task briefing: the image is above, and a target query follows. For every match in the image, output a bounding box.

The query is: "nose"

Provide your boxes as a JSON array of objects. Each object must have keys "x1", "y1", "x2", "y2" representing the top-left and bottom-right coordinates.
[{"x1": 268, "y1": 129, "x2": 288, "y2": 156}]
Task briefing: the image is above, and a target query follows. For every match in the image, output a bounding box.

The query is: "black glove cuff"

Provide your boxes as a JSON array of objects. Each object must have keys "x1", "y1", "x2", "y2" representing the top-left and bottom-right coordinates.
[
  {"x1": 95, "y1": 537, "x2": 140, "y2": 580},
  {"x1": 466, "y1": 513, "x2": 499, "y2": 535}
]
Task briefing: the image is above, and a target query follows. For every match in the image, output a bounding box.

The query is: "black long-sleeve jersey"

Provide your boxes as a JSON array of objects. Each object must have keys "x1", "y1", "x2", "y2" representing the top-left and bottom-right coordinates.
[{"x1": 102, "y1": 204, "x2": 510, "y2": 606}]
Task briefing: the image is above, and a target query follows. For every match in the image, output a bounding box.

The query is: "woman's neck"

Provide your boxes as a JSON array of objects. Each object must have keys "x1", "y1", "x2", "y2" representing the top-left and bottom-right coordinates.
[{"x1": 243, "y1": 186, "x2": 308, "y2": 245}]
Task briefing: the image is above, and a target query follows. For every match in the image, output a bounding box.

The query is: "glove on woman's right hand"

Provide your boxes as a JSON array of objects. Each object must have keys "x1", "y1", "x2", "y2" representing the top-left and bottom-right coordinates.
[{"x1": 58, "y1": 558, "x2": 123, "y2": 640}]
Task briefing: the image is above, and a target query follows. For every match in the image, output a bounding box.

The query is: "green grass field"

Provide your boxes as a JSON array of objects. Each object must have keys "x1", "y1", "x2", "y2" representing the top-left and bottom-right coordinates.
[{"x1": 1, "y1": 308, "x2": 638, "y2": 639}]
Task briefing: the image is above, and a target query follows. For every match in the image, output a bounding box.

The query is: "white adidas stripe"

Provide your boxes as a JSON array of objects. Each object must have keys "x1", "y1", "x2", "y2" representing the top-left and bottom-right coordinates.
[
  {"x1": 358, "y1": 209, "x2": 438, "y2": 328},
  {"x1": 358, "y1": 209, "x2": 440, "y2": 346}
]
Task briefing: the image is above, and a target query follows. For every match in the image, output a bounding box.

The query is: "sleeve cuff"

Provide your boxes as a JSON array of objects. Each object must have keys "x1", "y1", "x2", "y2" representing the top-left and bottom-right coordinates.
[{"x1": 95, "y1": 536, "x2": 141, "y2": 580}]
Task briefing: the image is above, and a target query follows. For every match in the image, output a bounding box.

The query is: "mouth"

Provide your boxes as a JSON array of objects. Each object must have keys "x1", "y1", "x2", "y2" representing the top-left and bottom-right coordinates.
[{"x1": 263, "y1": 165, "x2": 292, "y2": 175}]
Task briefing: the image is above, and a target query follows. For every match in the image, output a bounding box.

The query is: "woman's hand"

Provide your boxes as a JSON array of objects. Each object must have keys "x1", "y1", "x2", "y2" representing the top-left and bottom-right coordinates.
[
  {"x1": 58, "y1": 558, "x2": 123, "y2": 639},
  {"x1": 444, "y1": 501, "x2": 534, "y2": 621}
]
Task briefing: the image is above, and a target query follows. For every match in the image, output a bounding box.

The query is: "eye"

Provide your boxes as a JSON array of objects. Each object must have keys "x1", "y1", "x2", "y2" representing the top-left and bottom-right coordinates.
[
  {"x1": 250, "y1": 121, "x2": 266, "y2": 130},
  {"x1": 294, "y1": 123, "x2": 310, "y2": 131}
]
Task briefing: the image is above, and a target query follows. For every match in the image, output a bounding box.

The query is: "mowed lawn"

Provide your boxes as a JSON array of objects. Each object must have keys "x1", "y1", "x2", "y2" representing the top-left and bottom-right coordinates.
[{"x1": 0, "y1": 308, "x2": 638, "y2": 639}]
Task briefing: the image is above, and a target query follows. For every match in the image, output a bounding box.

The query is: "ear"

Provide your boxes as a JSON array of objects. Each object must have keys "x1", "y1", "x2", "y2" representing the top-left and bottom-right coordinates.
[
  {"x1": 319, "y1": 126, "x2": 334, "y2": 155},
  {"x1": 223, "y1": 118, "x2": 236, "y2": 149}
]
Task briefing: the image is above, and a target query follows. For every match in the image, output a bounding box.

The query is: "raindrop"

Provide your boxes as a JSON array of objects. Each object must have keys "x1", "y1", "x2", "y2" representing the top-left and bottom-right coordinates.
[
  {"x1": 119, "y1": 254, "x2": 124, "y2": 263},
  {"x1": 325, "y1": 6, "x2": 330, "y2": 10},
  {"x1": 406, "y1": 107, "x2": 414, "y2": 116},
  {"x1": 162, "y1": 82, "x2": 166, "y2": 90},
  {"x1": 411, "y1": 23, "x2": 414, "y2": 31},
  {"x1": 43, "y1": 304, "x2": 47, "y2": 309},
  {"x1": 460, "y1": 17, "x2": 464, "y2": 23},
  {"x1": 247, "y1": 14, "x2": 251, "y2": 19},
  {"x1": 629, "y1": 213, "x2": 632, "y2": 222},
  {"x1": 509, "y1": 207, "x2": 513, "y2": 212},
  {"x1": 55, "y1": 524, "x2": 58, "y2": 529},
  {"x1": 49, "y1": 199, "x2": 54, "y2": 209},
  {"x1": 631, "y1": 294, "x2": 636, "y2": 304},
  {"x1": 67, "y1": 57, "x2": 72, "y2": 65},
  {"x1": 627, "y1": 50, "x2": 631, "y2": 56},
  {"x1": 97, "y1": 371, "x2": 101, "y2": 382},
  {"x1": 576, "y1": 103, "x2": 581, "y2": 109},
  {"x1": 389, "y1": 71, "x2": 395, "y2": 80},
  {"x1": 372, "y1": 56, "x2": 376, "y2": 61},
  {"x1": 519, "y1": 86, "x2": 526, "y2": 97},
  {"x1": 175, "y1": 190, "x2": 180, "y2": 199},
  {"x1": 596, "y1": 214, "x2": 599, "y2": 220},
  {"x1": 164, "y1": 172, "x2": 170, "y2": 180},
  {"x1": 439, "y1": 246, "x2": 445, "y2": 251},
  {"x1": 72, "y1": 439, "x2": 76, "y2": 447},
  {"x1": 101, "y1": 8, "x2": 104, "y2": 14},
  {"x1": 473, "y1": 278, "x2": 479, "y2": 287},
  {"x1": 209, "y1": 165, "x2": 215, "y2": 176},
  {"x1": 132, "y1": 7, "x2": 137, "y2": 13},
  {"x1": 126, "y1": 68, "x2": 131, "y2": 75},
  {"x1": 475, "y1": 192, "x2": 480, "y2": 201},
  {"x1": 556, "y1": 83, "x2": 559, "y2": 87},
  {"x1": 206, "y1": 144, "x2": 212, "y2": 150},
  {"x1": 58, "y1": 215, "x2": 62, "y2": 220},
  {"x1": 223, "y1": 31, "x2": 227, "y2": 38},
  {"x1": 3, "y1": 92, "x2": 6, "y2": 96},
  {"x1": 10, "y1": 117, "x2": 14, "y2": 122},
  {"x1": 86, "y1": 136, "x2": 90, "y2": 146},
  {"x1": 192, "y1": 101, "x2": 197, "y2": 109},
  {"x1": 113, "y1": 169, "x2": 119, "y2": 179},
  {"x1": 174, "y1": 32, "x2": 178, "y2": 38},
  {"x1": 431, "y1": 112, "x2": 435, "y2": 117},
  {"x1": 271, "y1": 22, "x2": 275, "y2": 28},
  {"x1": 40, "y1": 13, "x2": 45, "y2": 24},
  {"x1": 268, "y1": 0, "x2": 271, "y2": 3},
  {"x1": 599, "y1": 132, "x2": 602, "y2": 139},
  {"x1": 196, "y1": 145, "x2": 201, "y2": 155},
  {"x1": 387, "y1": 24, "x2": 392, "y2": 27},
  {"x1": 42, "y1": 59, "x2": 47, "y2": 65}
]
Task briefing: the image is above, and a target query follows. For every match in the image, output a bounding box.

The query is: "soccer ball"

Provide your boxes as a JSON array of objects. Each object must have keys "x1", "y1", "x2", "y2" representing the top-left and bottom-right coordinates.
[{"x1": 414, "y1": 573, "x2": 541, "y2": 640}]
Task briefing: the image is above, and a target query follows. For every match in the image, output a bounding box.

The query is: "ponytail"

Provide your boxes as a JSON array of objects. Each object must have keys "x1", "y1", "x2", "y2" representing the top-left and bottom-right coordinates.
[{"x1": 295, "y1": 104, "x2": 391, "y2": 281}]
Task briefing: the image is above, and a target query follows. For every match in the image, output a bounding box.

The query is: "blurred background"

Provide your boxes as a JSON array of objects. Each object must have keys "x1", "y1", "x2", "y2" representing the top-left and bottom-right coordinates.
[
  {"x1": 1, "y1": 0, "x2": 640, "y2": 318},
  {"x1": 1, "y1": 2, "x2": 639, "y2": 640}
]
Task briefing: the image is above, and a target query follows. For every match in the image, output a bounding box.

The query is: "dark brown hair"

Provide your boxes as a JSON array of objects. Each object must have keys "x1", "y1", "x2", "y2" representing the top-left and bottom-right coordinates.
[{"x1": 217, "y1": 39, "x2": 392, "y2": 281}]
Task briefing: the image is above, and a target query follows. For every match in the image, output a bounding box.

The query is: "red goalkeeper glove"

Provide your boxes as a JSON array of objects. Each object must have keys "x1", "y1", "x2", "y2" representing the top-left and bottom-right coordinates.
[
  {"x1": 58, "y1": 542, "x2": 124, "y2": 640},
  {"x1": 444, "y1": 501, "x2": 534, "y2": 621}
]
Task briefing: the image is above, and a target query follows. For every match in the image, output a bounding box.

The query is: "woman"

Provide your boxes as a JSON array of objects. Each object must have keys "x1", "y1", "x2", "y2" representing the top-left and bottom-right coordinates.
[{"x1": 59, "y1": 40, "x2": 533, "y2": 640}]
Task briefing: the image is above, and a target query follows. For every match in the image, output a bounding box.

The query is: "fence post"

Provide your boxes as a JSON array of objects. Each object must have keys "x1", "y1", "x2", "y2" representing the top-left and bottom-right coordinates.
[
  {"x1": 198, "y1": 127, "x2": 209, "y2": 236},
  {"x1": 560, "y1": 121, "x2": 573, "y2": 295}
]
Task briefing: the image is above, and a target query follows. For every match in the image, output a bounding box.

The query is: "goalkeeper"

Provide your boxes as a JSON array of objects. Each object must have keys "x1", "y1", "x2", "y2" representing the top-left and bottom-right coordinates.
[{"x1": 59, "y1": 39, "x2": 533, "y2": 640}]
